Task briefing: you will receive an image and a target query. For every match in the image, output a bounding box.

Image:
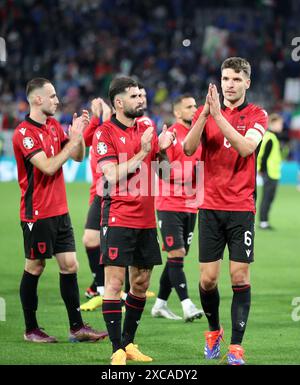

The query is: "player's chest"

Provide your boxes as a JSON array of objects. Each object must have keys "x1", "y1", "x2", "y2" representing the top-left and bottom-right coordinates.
[
  {"x1": 112, "y1": 129, "x2": 142, "y2": 159},
  {"x1": 206, "y1": 114, "x2": 250, "y2": 149},
  {"x1": 37, "y1": 127, "x2": 61, "y2": 157}
]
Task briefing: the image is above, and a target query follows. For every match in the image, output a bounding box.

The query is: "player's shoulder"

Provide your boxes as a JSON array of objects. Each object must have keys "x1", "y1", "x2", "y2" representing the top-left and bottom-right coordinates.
[
  {"x1": 92, "y1": 121, "x2": 111, "y2": 146},
  {"x1": 247, "y1": 103, "x2": 268, "y2": 118},
  {"x1": 136, "y1": 116, "x2": 155, "y2": 130},
  {"x1": 13, "y1": 119, "x2": 35, "y2": 142},
  {"x1": 170, "y1": 122, "x2": 186, "y2": 131},
  {"x1": 196, "y1": 105, "x2": 204, "y2": 114},
  {"x1": 92, "y1": 125, "x2": 104, "y2": 141},
  {"x1": 100, "y1": 119, "x2": 115, "y2": 132},
  {"x1": 96, "y1": 120, "x2": 114, "y2": 140},
  {"x1": 192, "y1": 105, "x2": 204, "y2": 123}
]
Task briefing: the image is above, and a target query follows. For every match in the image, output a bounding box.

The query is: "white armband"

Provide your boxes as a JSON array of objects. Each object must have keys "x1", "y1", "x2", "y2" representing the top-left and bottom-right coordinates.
[{"x1": 245, "y1": 128, "x2": 263, "y2": 145}]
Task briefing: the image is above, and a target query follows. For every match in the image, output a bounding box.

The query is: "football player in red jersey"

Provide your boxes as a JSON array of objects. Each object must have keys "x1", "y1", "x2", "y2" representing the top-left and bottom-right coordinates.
[
  {"x1": 152, "y1": 94, "x2": 204, "y2": 322},
  {"x1": 94, "y1": 77, "x2": 175, "y2": 365},
  {"x1": 184, "y1": 58, "x2": 268, "y2": 365},
  {"x1": 13, "y1": 78, "x2": 108, "y2": 343},
  {"x1": 122, "y1": 82, "x2": 156, "y2": 301},
  {"x1": 80, "y1": 98, "x2": 111, "y2": 311}
]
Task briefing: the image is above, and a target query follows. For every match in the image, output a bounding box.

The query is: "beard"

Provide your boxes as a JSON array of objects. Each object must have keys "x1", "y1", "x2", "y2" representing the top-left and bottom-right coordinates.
[
  {"x1": 183, "y1": 119, "x2": 192, "y2": 126},
  {"x1": 124, "y1": 106, "x2": 144, "y2": 119}
]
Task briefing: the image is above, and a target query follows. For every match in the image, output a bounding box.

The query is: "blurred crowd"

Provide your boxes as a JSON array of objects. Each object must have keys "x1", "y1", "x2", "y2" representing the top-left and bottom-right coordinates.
[{"x1": 0, "y1": 0, "x2": 300, "y2": 158}]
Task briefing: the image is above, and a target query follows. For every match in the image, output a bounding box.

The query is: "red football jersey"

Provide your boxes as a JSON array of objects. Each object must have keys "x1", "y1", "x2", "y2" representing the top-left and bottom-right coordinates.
[
  {"x1": 192, "y1": 101, "x2": 268, "y2": 212},
  {"x1": 84, "y1": 115, "x2": 100, "y2": 147},
  {"x1": 84, "y1": 115, "x2": 101, "y2": 204},
  {"x1": 93, "y1": 115, "x2": 159, "y2": 228},
  {"x1": 12, "y1": 116, "x2": 69, "y2": 221},
  {"x1": 155, "y1": 122, "x2": 202, "y2": 213}
]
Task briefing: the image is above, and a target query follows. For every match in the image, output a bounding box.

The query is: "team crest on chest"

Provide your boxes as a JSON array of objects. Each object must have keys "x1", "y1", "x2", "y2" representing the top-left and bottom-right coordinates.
[
  {"x1": 97, "y1": 142, "x2": 108, "y2": 155},
  {"x1": 23, "y1": 137, "x2": 34, "y2": 150}
]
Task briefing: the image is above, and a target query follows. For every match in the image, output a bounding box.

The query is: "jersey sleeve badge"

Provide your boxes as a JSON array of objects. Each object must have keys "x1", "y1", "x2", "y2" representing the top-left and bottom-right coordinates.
[
  {"x1": 23, "y1": 137, "x2": 35, "y2": 150},
  {"x1": 97, "y1": 141, "x2": 108, "y2": 155}
]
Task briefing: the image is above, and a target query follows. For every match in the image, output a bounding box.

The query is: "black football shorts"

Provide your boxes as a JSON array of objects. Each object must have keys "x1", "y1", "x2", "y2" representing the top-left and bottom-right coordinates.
[
  {"x1": 21, "y1": 213, "x2": 76, "y2": 259},
  {"x1": 100, "y1": 226, "x2": 162, "y2": 268},
  {"x1": 198, "y1": 209, "x2": 255, "y2": 264},
  {"x1": 157, "y1": 210, "x2": 197, "y2": 254},
  {"x1": 85, "y1": 195, "x2": 101, "y2": 230}
]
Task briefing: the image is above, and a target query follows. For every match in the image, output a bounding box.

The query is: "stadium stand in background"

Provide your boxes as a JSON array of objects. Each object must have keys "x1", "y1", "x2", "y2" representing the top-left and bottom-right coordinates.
[{"x1": 0, "y1": 0, "x2": 299, "y2": 169}]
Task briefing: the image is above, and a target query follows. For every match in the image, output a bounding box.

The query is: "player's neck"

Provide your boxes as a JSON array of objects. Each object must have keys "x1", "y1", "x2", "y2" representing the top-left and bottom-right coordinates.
[
  {"x1": 29, "y1": 109, "x2": 48, "y2": 125},
  {"x1": 115, "y1": 113, "x2": 135, "y2": 128},
  {"x1": 223, "y1": 95, "x2": 246, "y2": 110},
  {"x1": 177, "y1": 119, "x2": 191, "y2": 129}
]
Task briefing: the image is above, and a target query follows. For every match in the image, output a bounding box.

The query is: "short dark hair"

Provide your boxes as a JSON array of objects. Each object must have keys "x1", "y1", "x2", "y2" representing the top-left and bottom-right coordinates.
[
  {"x1": 137, "y1": 81, "x2": 145, "y2": 90},
  {"x1": 221, "y1": 57, "x2": 251, "y2": 78},
  {"x1": 26, "y1": 78, "x2": 51, "y2": 98},
  {"x1": 173, "y1": 94, "x2": 195, "y2": 110},
  {"x1": 108, "y1": 77, "x2": 138, "y2": 107}
]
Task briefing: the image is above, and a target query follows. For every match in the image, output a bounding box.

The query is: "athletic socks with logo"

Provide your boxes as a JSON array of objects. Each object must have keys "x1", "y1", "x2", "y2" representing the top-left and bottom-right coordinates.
[
  {"x1": 59, "y1": 273, "x2": 84, "y2": 330},
  {"x1": 157, "y1": 263, "x2": 172, "y2": 301},
  {"x1": 102, "y1": 299, "x2": 123, "y2": 353},
  {"x1": 122, "y1": 292, "x2": 146, "y2": 348},
  {"x1": 231, "y1": 285, "x2": 251, "y2": 344},
  {"x1": 20, "y1": 270, "x2": 40, "y2": 332},
  {"x1": 167, "y1": 257, "x2": 188, "y2": 301},
  {"x1": 86, "y1": 246, "x2": 104, "y2": 289},
  {"x1": 199, "y1": 285, "x2": 221, "y2": 331}
]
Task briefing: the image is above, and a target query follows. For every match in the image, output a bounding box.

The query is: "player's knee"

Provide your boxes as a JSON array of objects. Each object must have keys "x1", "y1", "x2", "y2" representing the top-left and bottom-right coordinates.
[
  {"x1": 131, "y1": 278, "x2": 149, "y2": 296},
  {"x1": 25, "y1": 260, "x2": 45, "y2": 276},
  {"x1": 231, "y1": 273, "x2": 249, "y2": 286},
  {"x1": 168, "y1": 248, "x2": 186, "y2": 258},
  {"x1": 61, "y1": 260, "x2": 79, "y2": 274},
  {"x1": 230, "y1": 266, "x2": 249, "y2": 286},
  {"x1": 200, "y1": 274, "x2": 218, "y2": 291},
  {"x1": 82, "y1": 232, "x2": 98, "y2": 248},
  {"x1": 105, "y1": 276, "x2": 123, "y2": 297}
]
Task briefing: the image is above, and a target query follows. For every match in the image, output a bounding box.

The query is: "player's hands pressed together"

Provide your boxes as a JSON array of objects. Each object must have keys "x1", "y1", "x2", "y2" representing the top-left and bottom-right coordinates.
[
  {"x1": 201, "y1": 92, "x2": 211, "y2": 118},
  {"x1": 80, "y1": 109, "x2": 90, "y2": 129},
  {"x1": 91, "y1": 98, "x2": 111, "y2": 121},
  {"x1": 158, "y1": 124, "x2": 176, "y2": 151},
  {"x1": 141, "y1": 126, "x2": 154, "y2": 154},
  {"x1": 69, "y1": 111, "x2": 89, "y2": 145},
  {"x1": 91, "y1": 98, "x2": 103, "y2": 118},
  {"x1": 207, "y1": 84, "x2": 221, "y2": 119}
]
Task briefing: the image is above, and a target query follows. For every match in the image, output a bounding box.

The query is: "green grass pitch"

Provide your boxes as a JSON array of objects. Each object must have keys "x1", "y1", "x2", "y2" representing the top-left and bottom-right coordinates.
[{"x1": 0, "y1": 181, "x2": 299, "y2": 365}]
